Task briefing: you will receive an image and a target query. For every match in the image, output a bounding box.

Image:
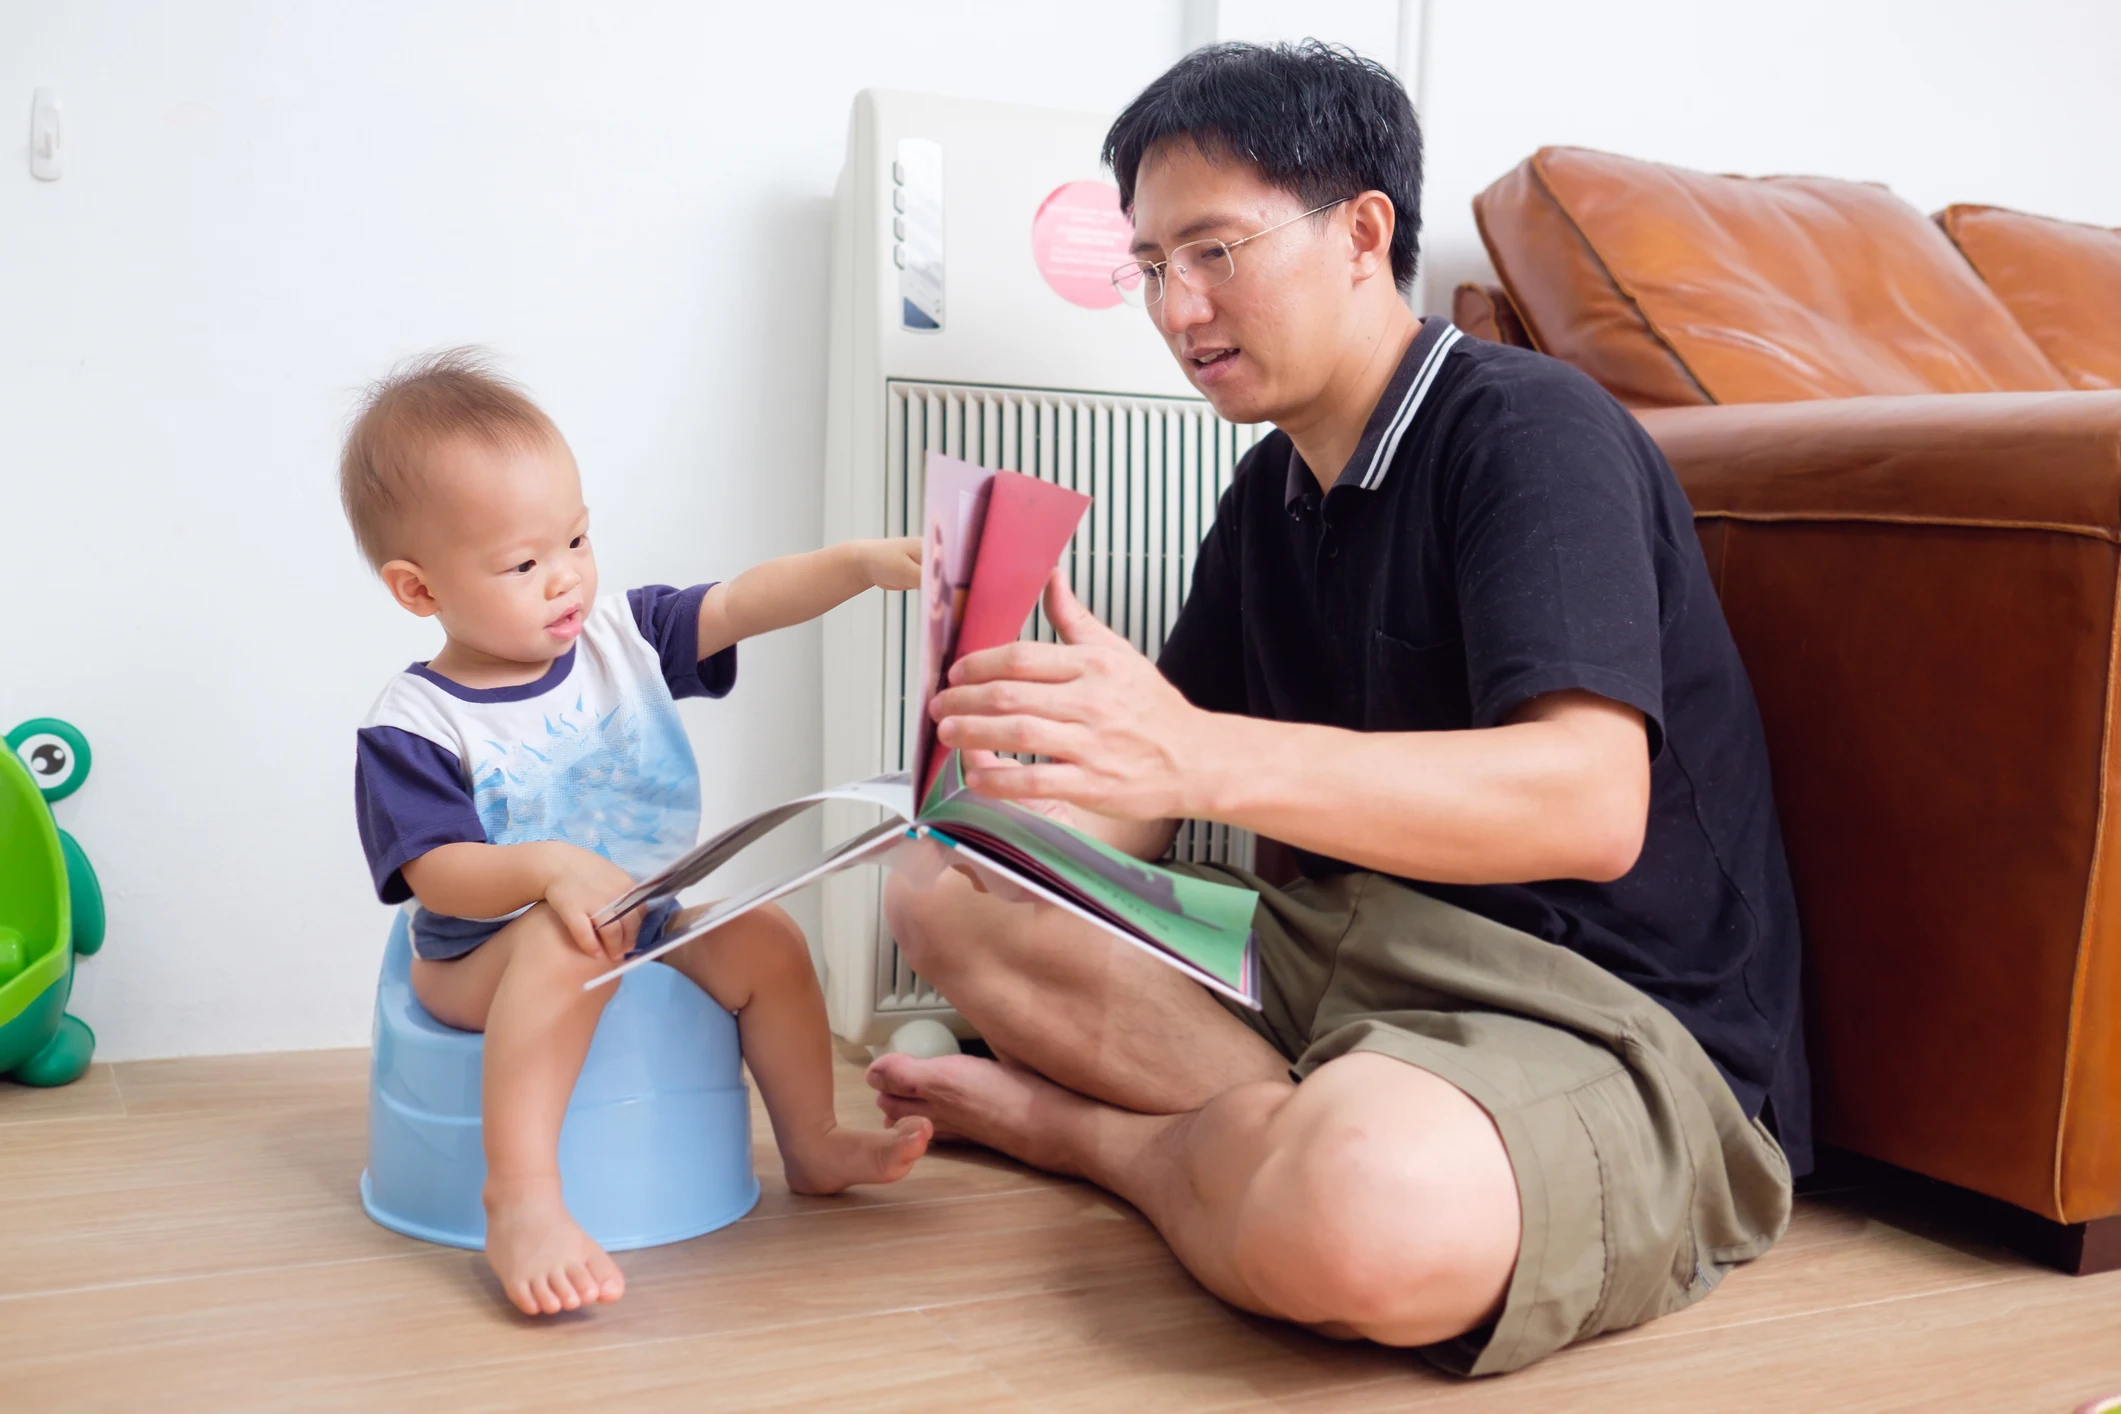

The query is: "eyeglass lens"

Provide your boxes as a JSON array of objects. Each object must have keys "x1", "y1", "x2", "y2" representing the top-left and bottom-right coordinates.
[{"x1": 1118, "y1": 239, "x2": 1236, "y2": 308}]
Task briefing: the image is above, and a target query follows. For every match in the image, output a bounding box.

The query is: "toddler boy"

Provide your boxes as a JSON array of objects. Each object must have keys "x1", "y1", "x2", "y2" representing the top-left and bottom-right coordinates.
[{"x1": 342, "y1": 350, "x2": 931, "y2": 1316}]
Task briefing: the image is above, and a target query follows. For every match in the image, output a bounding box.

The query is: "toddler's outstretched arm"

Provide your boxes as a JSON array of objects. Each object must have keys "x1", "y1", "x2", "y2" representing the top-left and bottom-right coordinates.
[{"x1": 697, "y1": 538, "x2": 920, "y2": 659}]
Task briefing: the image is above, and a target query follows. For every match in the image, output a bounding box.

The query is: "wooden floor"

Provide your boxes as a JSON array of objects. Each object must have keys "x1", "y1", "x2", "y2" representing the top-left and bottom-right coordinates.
[{"x1": 4, "y1": 1051, "x2": 2121, "y2": 1414}]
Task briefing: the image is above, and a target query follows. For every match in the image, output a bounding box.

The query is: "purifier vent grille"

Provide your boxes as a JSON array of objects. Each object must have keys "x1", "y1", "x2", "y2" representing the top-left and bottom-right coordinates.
[{"x1": 874, "y1": 380, "x2": 1266, "y2": 1013}]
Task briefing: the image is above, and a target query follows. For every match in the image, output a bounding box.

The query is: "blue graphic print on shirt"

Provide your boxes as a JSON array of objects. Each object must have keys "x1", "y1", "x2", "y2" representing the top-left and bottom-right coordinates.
[{"x1": 470, "y1": 687, "x2": 700, "y2": 880}]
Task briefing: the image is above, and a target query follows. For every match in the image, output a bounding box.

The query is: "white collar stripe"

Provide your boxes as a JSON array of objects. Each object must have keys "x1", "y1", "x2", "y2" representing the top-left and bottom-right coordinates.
[
  {"x1": 1356, "y1": 361, "x2": 1425, "y2": 491},
  {"x1": 1360, "y1": 324, "x2": 1464, "y2": 491}
]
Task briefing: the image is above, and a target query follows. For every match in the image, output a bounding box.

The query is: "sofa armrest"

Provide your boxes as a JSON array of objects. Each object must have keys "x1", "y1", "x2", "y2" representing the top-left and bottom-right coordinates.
[
  {"x1": 1641, "y1": 390, "x2": 2121, "y2": 533},
  {"x1": 1645, "y1": 392, "x2": 2121, "y2": 529},
  {"x1": 1636, "y1": 390, "x2": 2121, "y2": 1223}
]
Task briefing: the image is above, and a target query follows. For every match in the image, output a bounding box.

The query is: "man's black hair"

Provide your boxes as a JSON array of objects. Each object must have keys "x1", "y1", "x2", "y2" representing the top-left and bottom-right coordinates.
[{"x1": 1101, "y1": 40, "x2": 1423, "y2": 290}]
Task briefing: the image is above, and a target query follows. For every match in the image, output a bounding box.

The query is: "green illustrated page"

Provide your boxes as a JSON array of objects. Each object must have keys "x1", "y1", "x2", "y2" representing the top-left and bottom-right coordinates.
[{"x1": 918, "y1": 752, "x2": 1259, "y2": 1001}]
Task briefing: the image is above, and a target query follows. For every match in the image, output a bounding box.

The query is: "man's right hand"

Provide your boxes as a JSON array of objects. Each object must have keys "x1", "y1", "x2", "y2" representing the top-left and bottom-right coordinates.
[
  {"x1": 931, "y1": 572, "x2": 1209, "y2": 825},
  {"x1": 960, "y1": 749, "x2": 1078, "y2": 824},
  {"x1": 960, "y1": 748, "x2": 1181, "y2": 863},
  {"x1": 538, "y1": 846, "x2": 643, "y2": 960}
]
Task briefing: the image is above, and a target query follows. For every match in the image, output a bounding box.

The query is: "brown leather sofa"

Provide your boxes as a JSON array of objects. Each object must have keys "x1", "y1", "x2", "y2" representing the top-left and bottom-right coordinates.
[
  {"x1": 1937, "y1": 203, "x2": 2121, "y2": 391},
  {"x1": 1459, "y1": 145, "x2": 2121, "y2": 1273}
]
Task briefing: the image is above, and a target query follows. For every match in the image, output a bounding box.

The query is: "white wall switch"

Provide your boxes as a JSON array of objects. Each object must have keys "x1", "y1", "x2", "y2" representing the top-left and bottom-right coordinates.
[{"x1": 30, "y1": 87, "x2": 61, "y2": 181}]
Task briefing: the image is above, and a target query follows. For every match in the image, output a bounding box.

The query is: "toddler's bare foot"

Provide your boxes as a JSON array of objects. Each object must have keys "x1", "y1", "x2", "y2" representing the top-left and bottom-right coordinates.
[
  {"x1": 484, "y1": 1180, "x2": 627, "y2": 1316},
  {"x1": 780, "y1": 1116, "x2": 934, "y2": 1195}
]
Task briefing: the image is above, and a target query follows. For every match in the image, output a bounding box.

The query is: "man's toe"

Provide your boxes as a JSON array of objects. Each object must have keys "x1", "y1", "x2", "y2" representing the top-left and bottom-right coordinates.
[
  {"x1": 866, "y1": 1053, "x2": 932, "y2": 1097},
  {"x1": 864, "y1": 1053, "x2": 904, "y2": 1088}
]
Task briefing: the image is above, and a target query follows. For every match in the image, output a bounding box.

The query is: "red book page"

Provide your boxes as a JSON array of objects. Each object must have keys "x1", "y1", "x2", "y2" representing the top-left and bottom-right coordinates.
[
  {"x1": 953, "y1": 471, "x2": 1091, "y2": 661},
  {"x1": 918, "y1": 469, "x2": 1089, "y2": 797}
]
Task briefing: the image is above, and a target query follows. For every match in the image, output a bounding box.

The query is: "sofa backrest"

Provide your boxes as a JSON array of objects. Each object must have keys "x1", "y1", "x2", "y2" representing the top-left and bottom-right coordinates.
[
  {"x1": 1472, "y1": 146, "x2": 2068, "y2": 407},
  {"x1": 1939, "y1": 204, "x2": 2121, "y2": 392}
]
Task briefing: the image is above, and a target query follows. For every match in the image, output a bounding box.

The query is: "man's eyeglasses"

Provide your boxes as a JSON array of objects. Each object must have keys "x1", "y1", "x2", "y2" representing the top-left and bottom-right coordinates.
[{"x1": 1109, "y1": 197, "x2": 1352, "y2": 310}]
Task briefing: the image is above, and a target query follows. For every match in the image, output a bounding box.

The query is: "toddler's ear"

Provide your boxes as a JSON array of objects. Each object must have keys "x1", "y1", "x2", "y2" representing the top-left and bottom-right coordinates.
[{"x1": 379, "y1": 560, "x2": 441, "y2": 618}]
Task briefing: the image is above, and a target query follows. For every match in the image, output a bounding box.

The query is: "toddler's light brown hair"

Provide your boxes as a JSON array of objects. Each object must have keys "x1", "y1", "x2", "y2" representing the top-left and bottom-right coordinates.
[{"x1": 339, "y1": 348, "x2": 560, "y2": 568}]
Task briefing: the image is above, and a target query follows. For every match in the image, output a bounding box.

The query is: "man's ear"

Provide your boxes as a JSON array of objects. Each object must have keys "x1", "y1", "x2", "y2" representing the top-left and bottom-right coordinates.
[
  {"x1": 1345, "y1": 190, "x2": 1397, "y2": 283},
  {"x1": 379, "y1": 559, "x2": 441, "y2": 618}
]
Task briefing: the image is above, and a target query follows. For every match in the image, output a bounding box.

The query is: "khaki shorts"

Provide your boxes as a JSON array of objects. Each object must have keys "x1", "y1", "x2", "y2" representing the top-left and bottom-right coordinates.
[{"x1": 1171, "y1": 865, "x2": 1793, "y2": 1377}]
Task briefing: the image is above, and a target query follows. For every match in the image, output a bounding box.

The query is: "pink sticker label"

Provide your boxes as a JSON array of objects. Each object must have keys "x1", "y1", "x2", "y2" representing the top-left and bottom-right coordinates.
[{"x1": 1031, "y1": 181, "x2": 1135, "y2": 310}]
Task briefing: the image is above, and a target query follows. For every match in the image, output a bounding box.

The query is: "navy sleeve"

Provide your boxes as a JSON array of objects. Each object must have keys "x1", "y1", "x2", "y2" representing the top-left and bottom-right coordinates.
[
  {"x1": 1447, "y1": 377, "x2": 1668, "y2": 757},
  {"x1": 354, "y1": 727, "x2": 487, "y2": 904},
  {"x1": 1157, "y1": 476, "x2": 1250, "y2": 715},
  {"x1": 629, "y1": 583, "x2": 739, "y2": 700}
]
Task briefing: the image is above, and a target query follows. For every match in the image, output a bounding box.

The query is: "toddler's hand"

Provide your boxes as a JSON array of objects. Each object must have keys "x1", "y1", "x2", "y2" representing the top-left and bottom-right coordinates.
[
  {"x1": 541, "y1": 848, "x2": 642, "y2": 960},
  {"x1": 855, "y1": 536, "x2": 923, "y2": 592}
]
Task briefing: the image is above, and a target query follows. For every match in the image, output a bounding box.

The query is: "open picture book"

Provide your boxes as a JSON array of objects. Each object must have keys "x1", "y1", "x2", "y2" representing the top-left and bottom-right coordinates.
[{"x1": 584, "y1": 450, "x2": 1262, "y2": 1006}]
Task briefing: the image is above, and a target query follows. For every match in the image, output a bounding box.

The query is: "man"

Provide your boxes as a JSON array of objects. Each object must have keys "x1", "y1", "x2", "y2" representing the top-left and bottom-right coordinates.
[{"x1": 868, "y1": 40, "x2": 1807, "y2": 1376}]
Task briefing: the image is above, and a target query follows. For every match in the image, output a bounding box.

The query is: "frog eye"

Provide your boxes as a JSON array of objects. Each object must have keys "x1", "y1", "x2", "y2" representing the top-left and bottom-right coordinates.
[{"x1": 7, "y1": 718, "x2": 91, "y2": 803}]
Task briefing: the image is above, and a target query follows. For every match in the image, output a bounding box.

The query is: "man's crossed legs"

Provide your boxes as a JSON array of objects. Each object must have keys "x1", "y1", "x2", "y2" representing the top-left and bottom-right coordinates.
[{"x1": 865, "y1": 858, "x2": 1522, "y2": 1349}]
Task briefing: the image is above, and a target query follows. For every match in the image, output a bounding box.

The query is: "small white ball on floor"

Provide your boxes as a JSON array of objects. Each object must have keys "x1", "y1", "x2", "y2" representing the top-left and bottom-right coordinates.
[{"x1": 882, "y1": 1019, "x2": 962, "y2": 1059}]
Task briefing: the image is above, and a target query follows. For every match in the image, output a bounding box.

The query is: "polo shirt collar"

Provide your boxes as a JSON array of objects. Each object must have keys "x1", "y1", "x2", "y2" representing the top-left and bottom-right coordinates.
[{"x1": 1285, "y1": 316, "x2": 1466, "y2": 508}]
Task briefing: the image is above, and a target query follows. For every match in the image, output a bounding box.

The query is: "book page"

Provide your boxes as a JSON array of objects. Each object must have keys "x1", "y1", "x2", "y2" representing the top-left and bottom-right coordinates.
[
  {"x1": 915, "y1": 458, "x2": 1091, "y2": 796},
  {"x1": 954, "y1": 471, "x2": 1092, "y2": 664},
  {"x1": 914, "y1": 751, "x2": 1259, "y2": 1003},
  {"x1": 586, "y1": 819, "x2": 912, "y2": 990},
  {"x1": 910, "y1": 452, "x2": 995, "y2": 799},
  {"x1": 596, "y1": 772, "x2": 916, "y2": 929},
  {"x1": 909, "y1": 824, "x2": 1257, "y2": 1009}
]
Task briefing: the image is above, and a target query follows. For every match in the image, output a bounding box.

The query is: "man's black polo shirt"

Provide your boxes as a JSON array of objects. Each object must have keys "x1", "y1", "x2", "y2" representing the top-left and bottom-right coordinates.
[{"x1": 1159, "y1": 318, "x2": 1811, "y2": 1171}]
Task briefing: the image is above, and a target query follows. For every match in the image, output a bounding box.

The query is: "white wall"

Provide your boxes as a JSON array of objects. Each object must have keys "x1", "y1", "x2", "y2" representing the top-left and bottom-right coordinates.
[
  {"x1": 1417, "y1": 0, "x2": 2121, "y2": 310},
  {"x1": 0, "y1": 0, "x2": 1189, "y2": 1061},
  {"x1": 6, "y1": 0, "x2": 2116, "y2": 1060}
]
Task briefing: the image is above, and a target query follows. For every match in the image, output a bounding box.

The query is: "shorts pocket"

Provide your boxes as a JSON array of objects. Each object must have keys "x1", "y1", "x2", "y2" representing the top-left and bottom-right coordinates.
[{"x1": 1562, "y1": 1063, "x2": 1699, "y2": 1340}]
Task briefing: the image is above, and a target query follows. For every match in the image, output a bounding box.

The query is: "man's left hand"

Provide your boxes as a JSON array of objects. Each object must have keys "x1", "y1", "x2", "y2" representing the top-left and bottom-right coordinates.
[{"x1": 931, "y1": 571, "x2": 1206, "y2": 821}]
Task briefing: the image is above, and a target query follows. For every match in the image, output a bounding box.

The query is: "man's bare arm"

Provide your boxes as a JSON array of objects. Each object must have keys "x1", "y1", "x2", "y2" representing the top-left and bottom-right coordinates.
[
  {"x1": 1185, "y1": 694, "x2": 1648, "y2": 884},
  {"x1": 932, "y1": 574, "x2": 1650, "y2": 885}
]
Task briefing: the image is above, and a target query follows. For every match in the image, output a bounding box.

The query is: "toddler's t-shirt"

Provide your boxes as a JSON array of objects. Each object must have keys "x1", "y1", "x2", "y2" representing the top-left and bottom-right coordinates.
[{"x1": 354, "y1": 584, "x2": 734, "y2": 960}]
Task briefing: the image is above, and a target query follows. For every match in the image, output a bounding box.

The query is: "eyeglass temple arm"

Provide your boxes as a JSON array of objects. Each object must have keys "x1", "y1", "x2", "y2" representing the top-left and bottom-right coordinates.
[
  {"x1": 1118, "y1": 194, "x2": 1352, "y2": 290},
  {"x1": 1225, "y1": 196, "x2": 1354, "y2": 254}
]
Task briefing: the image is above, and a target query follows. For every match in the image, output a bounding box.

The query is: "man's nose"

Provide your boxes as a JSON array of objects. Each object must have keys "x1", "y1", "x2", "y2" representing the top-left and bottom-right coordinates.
[{"x1": 1157, "y1": 278, "x2": 1214, "y2": 337}]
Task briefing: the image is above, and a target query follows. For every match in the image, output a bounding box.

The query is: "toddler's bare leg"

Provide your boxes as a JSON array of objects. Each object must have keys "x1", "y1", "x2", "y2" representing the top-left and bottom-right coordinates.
[
  {"x1": 410, "y1": 905, "x2": 626, "y2": 1316},
  {"x1": 658, "y1": 903, "x2": 931, "y2": 1193}
]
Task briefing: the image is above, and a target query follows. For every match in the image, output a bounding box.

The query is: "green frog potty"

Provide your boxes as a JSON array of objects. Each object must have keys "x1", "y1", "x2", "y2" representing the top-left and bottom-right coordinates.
[{"x1": 0, "y1": 718, "x2": 105, "y2": 1086}]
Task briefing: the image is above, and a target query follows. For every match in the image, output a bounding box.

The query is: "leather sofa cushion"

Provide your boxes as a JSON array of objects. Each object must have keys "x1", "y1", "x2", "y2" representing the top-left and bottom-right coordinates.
[
  {"x1": 1473, "y1": 146, "x2": 2068, "y2": 407},
  {"x1": 1451, "y1": 282, "x2": 1535, "y2": 349},
  {"x1": 1939, "y1": 204, "x2": 2121, "y2": 391}
]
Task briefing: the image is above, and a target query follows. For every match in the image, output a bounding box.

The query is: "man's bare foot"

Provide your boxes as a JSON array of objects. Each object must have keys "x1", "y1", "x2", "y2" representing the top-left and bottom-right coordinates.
[
  {"x1": 865, "y1": 1053, "x2": 1090, "y2": 1176},
  {"x1": 484, "y1": 1181, "x2": 626, "y2": 1316},
  {"x1": 779, "y1": 1116, "x2": 935, "y2": 1195}
]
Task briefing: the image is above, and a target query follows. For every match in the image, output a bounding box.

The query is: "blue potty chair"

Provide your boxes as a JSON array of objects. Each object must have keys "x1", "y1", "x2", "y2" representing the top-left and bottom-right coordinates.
[{"x1": 361, "y1": 912, "x2": 759, "y2": 1251}]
